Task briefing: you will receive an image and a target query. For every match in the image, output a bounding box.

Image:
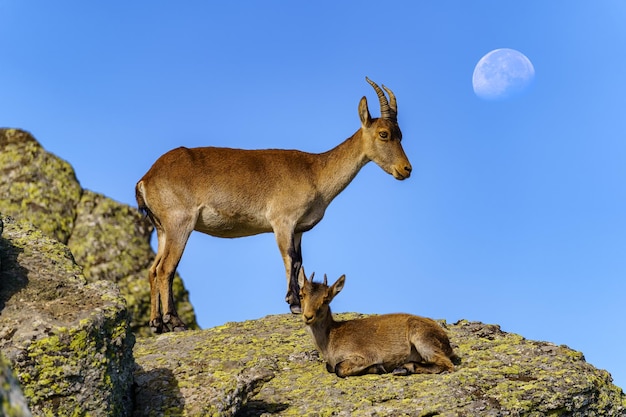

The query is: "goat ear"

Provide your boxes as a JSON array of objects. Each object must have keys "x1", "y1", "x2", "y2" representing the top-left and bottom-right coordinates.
[
  {"x1": 329, "y1": 275, "x2": 346, "y2": 300},
  {"x1": 358, "y1": 96, "x2": 372, "y2": 128},
  {"x1": 297, "y1": 266, "x2": 307, "y2": 288}
]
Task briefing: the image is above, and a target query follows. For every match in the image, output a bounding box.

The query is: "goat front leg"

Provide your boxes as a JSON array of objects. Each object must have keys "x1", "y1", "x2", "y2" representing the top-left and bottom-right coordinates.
[
  {"x1": 288, "y1": 232, "x2": 303, "y2": 312},
  {"x1": 334, "y1": 356, "x2": 380, "y2": 378},
  {"x1": 275, "y1": 229, "x2": 303, "y2": 314}
]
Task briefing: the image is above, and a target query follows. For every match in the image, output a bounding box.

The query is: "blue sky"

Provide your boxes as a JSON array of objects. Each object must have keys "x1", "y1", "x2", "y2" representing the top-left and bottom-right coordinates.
[{"x1": 2, "y1": 2, "x2": 625, "y2": 389}]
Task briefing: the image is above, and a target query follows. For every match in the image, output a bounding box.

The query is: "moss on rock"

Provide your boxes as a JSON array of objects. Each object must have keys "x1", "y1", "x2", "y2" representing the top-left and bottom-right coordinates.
[
  {"x1": 0, "y1": 128, "x2": 198, "y2": 336},
  {"x1": 0, "y1": 216, "x2": 135, "y2": 416},
  {"x1": 2, "y1": 128, "x2": 624, "y2": 415},
  {"x1": 0, "y1": 129, "x2": 82, "y2": 243},
  {"x1": 133, "y1": 327, "x2": 276, "y2": 416},
  {"x1": 0, "y1": 353, "x2": 32, "y2": 417},
  {"x1": 134, "y1": 314, "x2": 626, "y2": 416},
  {"x1": 68, "y1": 190, "x2": 198, "y2": 336}
]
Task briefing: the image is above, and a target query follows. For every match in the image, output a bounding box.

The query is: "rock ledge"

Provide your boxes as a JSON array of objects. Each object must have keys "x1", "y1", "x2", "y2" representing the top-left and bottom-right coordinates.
[{"x1": 134, "y1": 313, "x2": 626, "y2": 416}]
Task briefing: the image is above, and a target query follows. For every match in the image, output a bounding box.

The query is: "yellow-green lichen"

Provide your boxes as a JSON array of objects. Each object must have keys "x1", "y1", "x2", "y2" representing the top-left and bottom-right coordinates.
[
  {"x1": 1, "y1": 215, "x2": 135, "y2": 416},
  {"x1": 0, "y1": 129, "x2": 82, "y2": 243},
  {"x1": 0, "y1": 353, "x2": 31, "y2": 417},
  {"x1": 134, "y1": 314, "x2": 626, "y2": 415}
]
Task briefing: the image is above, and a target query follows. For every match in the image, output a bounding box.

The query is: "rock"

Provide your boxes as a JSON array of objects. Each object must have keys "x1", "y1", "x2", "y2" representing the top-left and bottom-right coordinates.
[
  {"x1": 134, "y1": 330, "x2": 274, "y2": 416},
  {"x1": 67, "y1": 189, "x2": 197, "y2": 336},
  {"x1": 0, "y1": 128, "x2": 81, "y2": 243},
  {"x1": 0, "y1": 128, "x2": 198, "y2": 336},
  {"x1": 1, "y1": 127, "x2": 624, "y2": 415},
  {"x1": 0, "y1": 216, "x2": 134, "y2": 416},
  {"x1": 0, "y1": 353, "x2": 32, "y2": 417},
  {"x1": 133, "y1": 313, "x2": 626, "y2": 416}
]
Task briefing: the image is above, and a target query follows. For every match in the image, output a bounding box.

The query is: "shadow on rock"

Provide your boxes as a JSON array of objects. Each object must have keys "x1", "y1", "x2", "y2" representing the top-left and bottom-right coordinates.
[
  {"x1": 235, "y1": 400, "x2": 289, "y2": 416},
  {"x1": 133, "y1": 366, "x2": 185, "y2": 416},
  {"x1": 0, "y1": 232, "x2": 28, "y2": 313}
]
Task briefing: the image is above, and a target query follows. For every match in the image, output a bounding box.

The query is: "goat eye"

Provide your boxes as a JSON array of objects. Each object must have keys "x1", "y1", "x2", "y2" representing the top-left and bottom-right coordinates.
[{"x1": 379, "y1": 131, "x2": 389, "y2": 140}]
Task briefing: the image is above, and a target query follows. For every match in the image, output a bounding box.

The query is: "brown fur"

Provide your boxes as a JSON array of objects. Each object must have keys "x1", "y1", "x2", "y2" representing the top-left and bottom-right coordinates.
[
  {"x1": 135, "y1": 78, "x2": 412, "y2": 333},
  {"x1": 298, "y1": 268, "x2": 457, "y2": 377}
]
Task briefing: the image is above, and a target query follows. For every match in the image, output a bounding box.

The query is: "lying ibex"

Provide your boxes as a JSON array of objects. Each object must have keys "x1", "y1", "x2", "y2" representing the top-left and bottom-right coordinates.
[
  {"x1": 298, "y1": 268, "x2": 458, "y2": 377},
  {"x1": 136, "y1": 78, "x2": 412, "y2": 333}
]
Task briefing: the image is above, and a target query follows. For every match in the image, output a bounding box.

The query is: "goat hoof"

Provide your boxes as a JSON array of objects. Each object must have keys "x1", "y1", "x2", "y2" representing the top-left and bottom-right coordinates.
[
  {"x1": 163, "y1": 314, "x2": 187, "y2": 332},
  {"x1": 392, "y1": 367, "x2": 409, "y2": 376},
  {"x1": 285, "y1": 291, "x2": 301, "y2": 313},
  {"x1": 373, "y1": 364, "x2": 387, "y2": 374},
  {"x1": 150, "y1": 319, "x2": 164, "y2": 334},
  {"x1": 334, "y1": 363, "x2": 348, "y2": 378}
]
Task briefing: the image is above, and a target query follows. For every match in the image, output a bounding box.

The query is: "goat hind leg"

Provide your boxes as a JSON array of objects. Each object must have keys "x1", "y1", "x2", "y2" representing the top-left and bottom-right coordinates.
[
  {"x1": 396, "y1": 353, "x2": 455, "y2": 375},
  {"x1": 409, "y1": 328, "x2": 456, "y2": 373},
  {"x1": 148, "y1": 260, "x2": 164, "y2": 333},
  {"x1": 148, "y1": 230, "x2": 167, "y2": 333},
  {"x1": 161, "y1": 274, "x2": 187, "y2": 331},
  {"x1": 428, "y1": 352, "x2": 455, "y2": 373},
  {"x1": 157, "y1": 228, "x2": 192, "y2": 332},
  {"x1": 415, "y1": 346, "x2": 455, "y2": 373}
]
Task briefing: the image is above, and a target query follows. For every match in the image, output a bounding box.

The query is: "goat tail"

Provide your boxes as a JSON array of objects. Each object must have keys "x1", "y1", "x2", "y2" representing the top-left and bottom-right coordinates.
[
  {"x1": 135, "y1": 180, "x2": 148, "y2": 214},
  {"x1": 135, "y1": 180, "x2": 155, "y2": 227}
]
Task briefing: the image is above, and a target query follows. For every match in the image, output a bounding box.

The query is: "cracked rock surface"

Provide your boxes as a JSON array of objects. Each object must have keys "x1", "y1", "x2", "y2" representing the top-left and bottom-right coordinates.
[
  {"x1": 0, "y1": 128, "x2": 197, "y2": 336},
  {"x1": 1, "y1": 128, "x2": 625, "y2": 416},
  {"x1": 134, "y1": 314, "x2": 626, "y2": 416}
]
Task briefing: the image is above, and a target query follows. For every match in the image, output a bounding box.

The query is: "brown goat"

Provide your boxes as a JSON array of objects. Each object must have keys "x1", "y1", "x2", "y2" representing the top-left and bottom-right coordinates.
[
  {"x1": 298, "y1": 268, "x2": 457, "y2": 377},
  {"x1": 136, "y1": 78, "x2": 412, "y2": 333}
]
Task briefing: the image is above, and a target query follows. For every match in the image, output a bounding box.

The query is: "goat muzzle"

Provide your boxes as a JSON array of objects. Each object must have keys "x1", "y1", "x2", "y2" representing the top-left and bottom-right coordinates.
[{"x1": 394, "y1": 165, "x2": 412, "y2": 180}]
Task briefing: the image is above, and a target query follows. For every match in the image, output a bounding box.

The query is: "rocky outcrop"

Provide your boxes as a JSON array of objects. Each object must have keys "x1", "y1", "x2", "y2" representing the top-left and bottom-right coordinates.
[
  {"x1": 0, "y1": 130, "x2": 81, "y2": 244},
  {"x1": 0, "y1": 215, "x2": 134, "y2": 416},
  {"x1": 0, "y1": 128, "x2": 197, "y2": 336},
  {"x1": 66, "y1": 189, "x2": 197, "y2": 337},
  {"x1": 3, "y1": 219, "x2": 625, "y2": 417},
  {"x1": 1, "y1": 128, "x2": 624, "y2": 416},
  {"x1": 0, "y1": 220, "x2": 32, "y2": 417},
  {"x1": 133, "y1": 313, "x2": 626, "y2": 416},
  {"x1": 1, "y1": 348, "x2": 32, "y2": 417}
]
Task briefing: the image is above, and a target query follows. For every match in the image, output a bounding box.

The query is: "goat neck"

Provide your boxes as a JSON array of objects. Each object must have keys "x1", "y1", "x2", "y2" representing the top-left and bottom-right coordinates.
[
  {"x1": 306, "y1": 303, "x2": 338, "y2": 357},
  {"x1": 314, "y1": 129, "x2": 368, "y2": 205}
]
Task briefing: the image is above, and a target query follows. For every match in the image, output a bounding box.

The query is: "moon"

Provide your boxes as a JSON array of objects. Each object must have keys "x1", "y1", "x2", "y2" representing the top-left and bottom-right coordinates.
[{"x1": 472, "y1": 48, "x2": 535, "y2": 100}]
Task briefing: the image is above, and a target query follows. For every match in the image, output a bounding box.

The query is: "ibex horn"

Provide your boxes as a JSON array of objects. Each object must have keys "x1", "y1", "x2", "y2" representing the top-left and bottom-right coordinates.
[
  {"x1": 383, "y1": 85, "x2": 397, "y2": 116},
  {"x1": 365, "y1": 77, "x2": 397, "y2": 121}
]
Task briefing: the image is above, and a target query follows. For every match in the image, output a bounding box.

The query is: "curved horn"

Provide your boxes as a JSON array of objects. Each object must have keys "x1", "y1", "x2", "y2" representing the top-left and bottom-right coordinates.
[
  {"x1": 365, "y1": 77, "x2": 397, "y2": 121},
  {"x1": 382, "y1": 85, "x2": 397, "y2": 115}
]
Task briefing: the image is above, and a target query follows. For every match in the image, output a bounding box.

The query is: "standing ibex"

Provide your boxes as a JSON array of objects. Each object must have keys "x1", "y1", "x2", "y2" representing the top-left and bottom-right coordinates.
[
  {"x1": 135, "y1": 77, "x2": 412, "y2": 333},
  {"x1": 298, "y1": 268, "x2": 457, "y2": 377}
]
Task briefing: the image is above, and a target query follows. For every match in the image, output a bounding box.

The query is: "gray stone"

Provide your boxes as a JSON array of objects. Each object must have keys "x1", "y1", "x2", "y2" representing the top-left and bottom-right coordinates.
[
  {"x1": 134, "y1": 314, "x2": 626, "y2": 416},
  {"x1": 0, "y1": 216, "x2": 134, "y2": 416}
]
